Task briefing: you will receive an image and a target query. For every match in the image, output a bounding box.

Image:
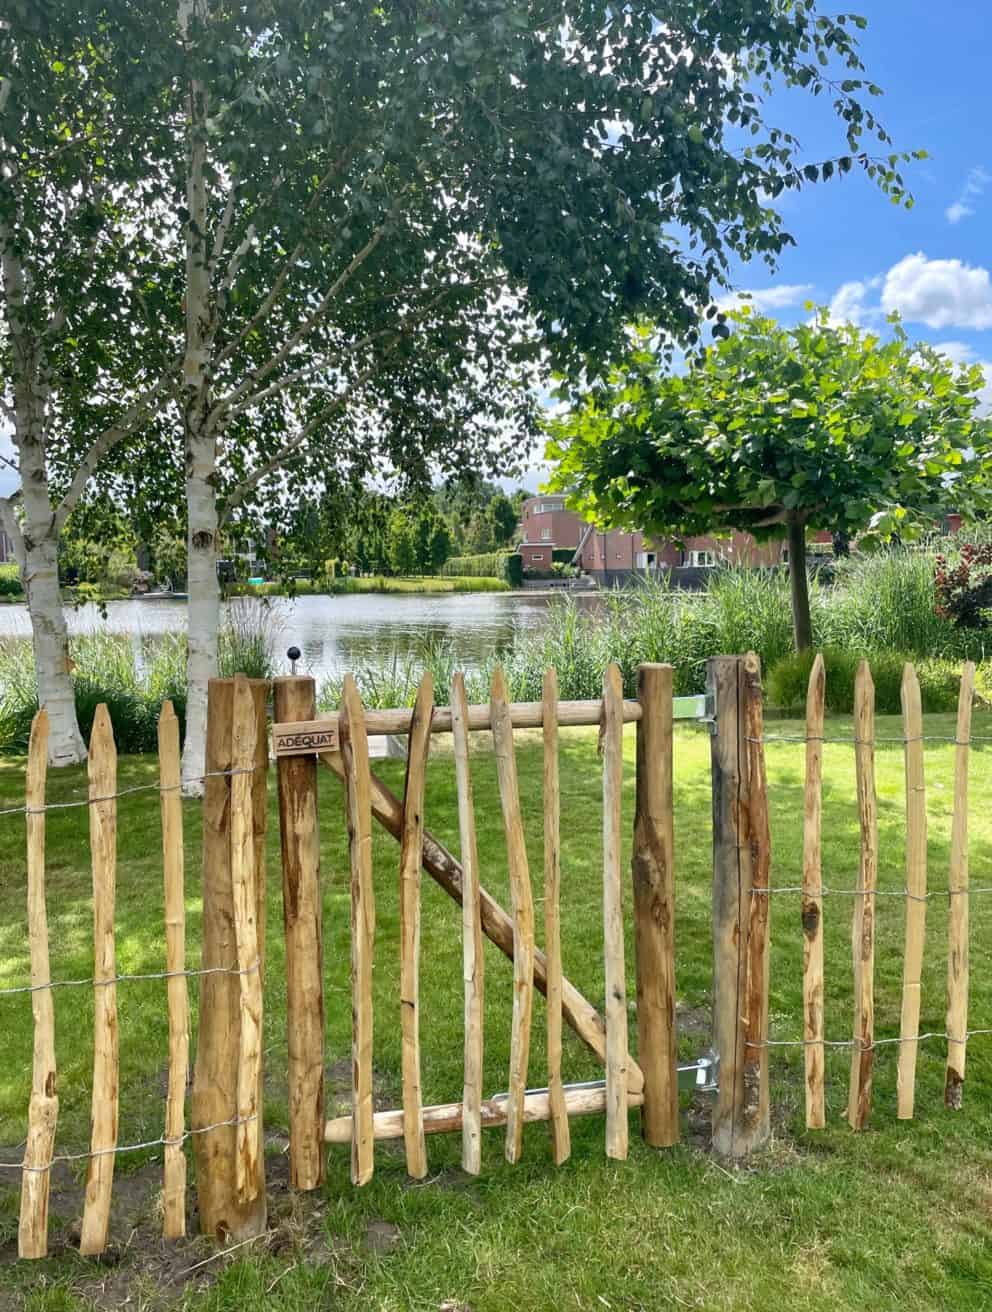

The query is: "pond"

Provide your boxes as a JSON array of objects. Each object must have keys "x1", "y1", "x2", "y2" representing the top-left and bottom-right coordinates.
[{"x1": 0, "y1": 590, "x2": 602, "y2": 684}]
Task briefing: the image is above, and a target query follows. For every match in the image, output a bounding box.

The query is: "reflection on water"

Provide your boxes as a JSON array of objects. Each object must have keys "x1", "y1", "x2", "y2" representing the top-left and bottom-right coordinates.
[{"x1": 0, "y1": 590, "x2": 602, "y2": 684}]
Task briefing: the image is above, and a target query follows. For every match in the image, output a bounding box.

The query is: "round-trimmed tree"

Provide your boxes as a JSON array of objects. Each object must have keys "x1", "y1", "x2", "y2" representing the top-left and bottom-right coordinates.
[{"x1": 547, "y1": 309, "x2": 992, "y2": 650}]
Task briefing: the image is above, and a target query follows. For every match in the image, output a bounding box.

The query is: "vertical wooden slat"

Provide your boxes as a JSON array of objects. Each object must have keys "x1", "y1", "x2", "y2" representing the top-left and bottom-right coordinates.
[
  {"x1": 542, "y1": 668, "x2": 570, "y2": 1165},
  {"x1": 80, "y1": 705, "x2": 119, "y2": 1257},
  {"x1": 802, "y1": 654, "x2": 826, "y2": 1130},
  {"x1": 18, "y1": 710, "x2": 57, "y2": 1260},
  {"x1": 158, "y1": 701, "x2": 188, "y2": 1239},
  {"x1": 451, "y1": 672, "x2": 484, "y2": 1175},
  {"x1": 231, "y1": 677, "x2": 263, "y2": 1203},
  {"x1": 399, "y1": 673, "x2": 433, "y2": 1180},
  {"x1": 946, "y1": 661, "x2": 975, "y2": 1108},
  {"x1": 632, "y1": 663, "x2": 678, "y2": 1148},
  {"x1": 897, "y1": 662, "x2": 927, "y2": 1120},
  {"x1": 848, "y1": 660, "x2": 877, "y2": 1132},
  {"x1": 490, "y1": 666, "x2": 534, "y2": 1164},
  {"x1": 602, "y1": 663, "x2": 629, "y2": 1161},
  {"x1": 340, "y1": 675, "x2": 375, "y2": 1186},
  {"x1": 741, "y1": 653, "x2": 771, "y2": 1149},
  {"x1": 273, "y1": 675, "x2": 324, "y2": 1191},
  {"x1": 708, "y1": 656, "x2": 750, "y2": 1158},
  {"x1": 191, "y1": 677, "x2": 268, "y2": 1241}
]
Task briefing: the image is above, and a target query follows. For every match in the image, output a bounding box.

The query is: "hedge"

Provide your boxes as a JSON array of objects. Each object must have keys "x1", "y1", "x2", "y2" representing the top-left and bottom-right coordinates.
[{"x1": 440, "y1": 551, "x2": 523, "y2": 586}]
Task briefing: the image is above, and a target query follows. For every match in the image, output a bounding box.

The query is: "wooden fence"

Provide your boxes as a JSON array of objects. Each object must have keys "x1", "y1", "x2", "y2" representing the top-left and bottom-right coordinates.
[
  {"x1": 270, "y1": 661, "x2": 680, "y2": 1194},
  {"x1": 10, "y1": 675, "x2": 270, "y2": 1259},
  {"x1": 5, "y1": 651, "x2": 988, "y2": 1260},
  {"x1": 708, "y1": 652, "x2": 981, "y2": 1159}
]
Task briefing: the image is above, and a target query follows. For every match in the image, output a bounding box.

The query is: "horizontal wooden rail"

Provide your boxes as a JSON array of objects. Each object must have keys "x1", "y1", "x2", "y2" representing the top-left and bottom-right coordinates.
[
  {"x1": 325, "y1": 1082, "x2": 646, "y2": 1144},
  {"x1": 273, "y1": 699, "x2": 643, "y2": 755}
]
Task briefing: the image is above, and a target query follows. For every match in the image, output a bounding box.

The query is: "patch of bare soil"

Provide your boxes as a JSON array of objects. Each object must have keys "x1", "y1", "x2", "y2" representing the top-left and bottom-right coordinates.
[{"x1": 0, "y1": 1056, "x2": 403, "y2": 1311}]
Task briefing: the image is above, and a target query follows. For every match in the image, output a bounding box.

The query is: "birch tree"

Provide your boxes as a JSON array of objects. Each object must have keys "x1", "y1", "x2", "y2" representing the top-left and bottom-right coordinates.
[
  {"x1": 5, "y1": 0, "x2": 910, "y2": 775},
  {"x1": 0, "y1": 4, "x2": 179, "y2": 763}
]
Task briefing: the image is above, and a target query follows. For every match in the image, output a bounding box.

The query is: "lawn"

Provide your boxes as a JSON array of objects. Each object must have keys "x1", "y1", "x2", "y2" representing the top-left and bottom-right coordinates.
[{"x1": 1, "y1": 711, "x2": 992, "y2": 1310}]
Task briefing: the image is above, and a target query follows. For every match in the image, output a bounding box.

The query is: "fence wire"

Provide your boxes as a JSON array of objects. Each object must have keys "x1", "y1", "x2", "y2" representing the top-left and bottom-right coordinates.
[
  {"x1": 0, "y1": 763, "x2": 260, "y2": 820},
  {"x1": 749, "y1": 885, "x2": 992, "y2": 901},
  {"x1": 750, "y1": 732, "x2": 991, "y2": 746},
  {"x1": 0, "y1": 1113, "x2": 258, "y2": 1173},
  {"x1": 747, "y1": 1027, "x2": 992, "y2": 1053},
  {"x1": 0, "y1": 958, "x2": 260, "y2": 998}
]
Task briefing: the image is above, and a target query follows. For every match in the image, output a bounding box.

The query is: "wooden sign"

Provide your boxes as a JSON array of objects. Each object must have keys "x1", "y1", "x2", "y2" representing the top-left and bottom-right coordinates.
[{"x1": 272, "y1": 719, "x2": 340, "y2": 757}]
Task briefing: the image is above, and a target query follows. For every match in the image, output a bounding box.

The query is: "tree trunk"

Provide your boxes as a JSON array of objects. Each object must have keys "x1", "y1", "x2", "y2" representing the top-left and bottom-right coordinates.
[
  {"x1": 180, "y1": 440, "x2": 220, "y2": 789},
  {"x1": 177, "y1": 0, "x2": 219, "y2": 792},
  {"x1": 787, "y1": 517, "x2": 813, "y2": 653},
  {"x1": 2, "y1": 213, "x2": 85, "y2": 766},
  {"x1": 13, "y1": 442, "x2": 86, "y2": 767}
]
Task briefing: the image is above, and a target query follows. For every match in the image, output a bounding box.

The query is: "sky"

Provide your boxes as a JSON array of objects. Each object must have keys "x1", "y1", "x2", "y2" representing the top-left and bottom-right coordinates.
[
  {"x1": 3, "y1": 0, "x2": 990, "y2": 501},
  {"x1": 716, "y1": 0, "x2": 992, "y2": 397}
]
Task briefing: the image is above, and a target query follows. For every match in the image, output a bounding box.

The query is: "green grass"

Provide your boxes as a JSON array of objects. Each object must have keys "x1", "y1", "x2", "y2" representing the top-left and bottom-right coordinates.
[{"x1": 2, "y1": 715, "x2": 992, "y2": 1308}]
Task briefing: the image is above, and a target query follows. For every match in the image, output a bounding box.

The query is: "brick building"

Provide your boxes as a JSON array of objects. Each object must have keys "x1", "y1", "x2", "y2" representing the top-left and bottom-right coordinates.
[{"x1": 517, "y1": 495, "x2": 832, "y2": 587}]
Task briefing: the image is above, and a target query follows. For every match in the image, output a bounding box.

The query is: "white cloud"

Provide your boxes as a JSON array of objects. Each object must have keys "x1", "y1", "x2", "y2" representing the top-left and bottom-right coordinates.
[
  {"x1": 716, "y1": 283, "x2": 814, "y2": 315},
  {"x1": 945, "y1": 201, "x2": 972, "y2": 225},
  {"x1": 932, "y1": 340, "x2": 977, "y2": 364},
  {"x1": 881, "y1": 253, "x2": 992, "y2": 331},
  {"x1": 826, "y1": 278, "x2": 882, "y2": 327},
  {"x1": 945, "y1": 166, "x2": 991, "y2": 224}
]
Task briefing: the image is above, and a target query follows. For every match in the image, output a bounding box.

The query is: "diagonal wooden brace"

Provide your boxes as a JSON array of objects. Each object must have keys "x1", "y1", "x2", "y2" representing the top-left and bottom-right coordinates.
[{"x1": 319, "y1": 753, "x2": 644, "y2": 1093}]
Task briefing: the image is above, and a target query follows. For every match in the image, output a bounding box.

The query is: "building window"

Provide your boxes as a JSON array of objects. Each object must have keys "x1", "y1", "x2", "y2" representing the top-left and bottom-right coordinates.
[
  {"x1": 541, "y1": 528, "x2": 551, "y2": 541},
  {"x1": 531, "y1": 553, "x2": 544, "y2": 561},
  {"x1": 780, "y1": 547, "x2": 789, "y2": 565},
  {"x1": 689, "y1": 550, "x2": 716, "y2": 568},
  {"x1": 539, "y1": 500, "x2": 561, "y2": 514},
  {"x1": 636, "y1": 551, "x2": 657, "y2": 569}
]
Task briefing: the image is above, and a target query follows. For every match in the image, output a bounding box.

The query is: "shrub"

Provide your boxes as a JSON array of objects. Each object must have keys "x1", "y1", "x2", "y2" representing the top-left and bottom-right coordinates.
[
  {"x1": 767, "y1": 647, "x2": 963, "y2": 716},
  {"x1": 0, "y1": 564, "x2": 22, "y2": 597},
  {"x1": 934, "y1": 542, "x2": 992, "y2": 629},
  {"x1": 440, "y1": 552, "x2": 521, "y2": 586},
  {"x1": 0, "y1": 631, "x2": 189, "y2": 754},
  {"x1": 824, "y1": 549, "x2": 983, "y2": 661}
]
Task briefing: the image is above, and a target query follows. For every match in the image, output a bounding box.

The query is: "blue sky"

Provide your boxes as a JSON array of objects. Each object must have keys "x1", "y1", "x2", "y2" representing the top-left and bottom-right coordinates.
[
  {"x1": 718, "y1": 0, "x2": 992, "y2": 396},
  {"x1": 3, "y1": 2, "x2": 989, "y2": 501}
]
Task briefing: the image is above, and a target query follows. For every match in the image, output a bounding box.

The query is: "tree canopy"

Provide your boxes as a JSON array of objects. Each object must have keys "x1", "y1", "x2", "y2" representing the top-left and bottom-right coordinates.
[
  {"x1": 3, "y1": 0, "x2": 915, "y2": 766},
  {"x1": 547, "y1": 309, "x2": 992, "y2": 649}
]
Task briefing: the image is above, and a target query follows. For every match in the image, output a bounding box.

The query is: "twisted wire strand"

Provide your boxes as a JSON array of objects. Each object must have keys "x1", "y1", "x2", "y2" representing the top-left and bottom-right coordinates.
[
  {"x1": 0, "y1": 958, "x2": 260, "y2": 998},
  {"x1": 749, "y1": 733, "x2": 989, "y2": 746},
  {"x1": 748, "y1": 1027, "x2": 992, "y2": 1052},
  {"x1": 0, "y1": 1113, "x2": 258, "y2": 1173},
  {"x1": 749, "y1": 885, "x2": 992, "y2": 901},
  {"x1": 0, "y1": 764, "x2": 260, "y2": 820}
]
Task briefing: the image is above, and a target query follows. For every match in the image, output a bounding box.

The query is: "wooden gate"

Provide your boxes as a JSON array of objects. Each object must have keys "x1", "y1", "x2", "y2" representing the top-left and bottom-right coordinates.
[{"x1": 271, "y1": 662, "x2": 681, "y2": 1190}]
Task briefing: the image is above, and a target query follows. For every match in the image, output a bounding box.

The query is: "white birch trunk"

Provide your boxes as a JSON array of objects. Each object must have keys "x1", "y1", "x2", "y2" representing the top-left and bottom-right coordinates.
[
  {"x1": 1, "y1": 221, "x2": 86, "y2": 766},
  {"x1": 178, "y1": 0, "x2": 218, "y2": 791},
  {"x1": 181, "y1": 447, "x2": 220, "y2": 789},
  {"x1": 12, "y1": 462, "x2": 87, "y2": 766}
]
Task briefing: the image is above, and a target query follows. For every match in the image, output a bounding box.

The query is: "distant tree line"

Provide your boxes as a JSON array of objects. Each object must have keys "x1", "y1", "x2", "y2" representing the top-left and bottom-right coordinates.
[{"x1": 275, "y1": 477, "x2": 529, "y2": 579}]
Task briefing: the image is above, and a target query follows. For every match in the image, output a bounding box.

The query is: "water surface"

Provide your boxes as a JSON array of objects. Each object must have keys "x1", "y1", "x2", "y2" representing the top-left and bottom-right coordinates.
[{"x1": 0, "y1": 590, "x2": 600, "y2": 684}]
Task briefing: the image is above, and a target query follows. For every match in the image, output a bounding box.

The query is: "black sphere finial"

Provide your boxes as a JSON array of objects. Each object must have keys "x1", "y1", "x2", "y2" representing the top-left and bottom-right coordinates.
[{"x1": 287, "y1": 645, "x2": 301, "y2": 662}]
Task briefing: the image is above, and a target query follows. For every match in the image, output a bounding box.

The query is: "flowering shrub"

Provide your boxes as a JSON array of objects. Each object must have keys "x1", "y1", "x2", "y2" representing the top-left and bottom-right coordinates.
[{"x1": 934, "y1": 544, "x2": 992, "y2": 628}]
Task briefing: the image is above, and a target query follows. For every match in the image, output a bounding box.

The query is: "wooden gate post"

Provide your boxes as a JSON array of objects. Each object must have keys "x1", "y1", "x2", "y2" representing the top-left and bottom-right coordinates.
[
  {"x1": 192, "y1": 676, "x2": 270, "y2": 1241},
  {"x1": 273, "y1": 675, "x2": 325, "y2": 1191},
  {"x1": 708, "y1": 655, "x2": 752, "y2": 1159},
  {"x1": 632, "y1": 663, "x2": 678, "y2": 1147}
]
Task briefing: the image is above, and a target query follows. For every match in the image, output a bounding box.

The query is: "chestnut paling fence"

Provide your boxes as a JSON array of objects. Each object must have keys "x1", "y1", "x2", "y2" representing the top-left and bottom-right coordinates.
[{"x1": 1, "y1": 654, "x2": 989, "y2": 1260}]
